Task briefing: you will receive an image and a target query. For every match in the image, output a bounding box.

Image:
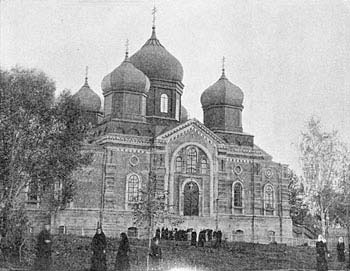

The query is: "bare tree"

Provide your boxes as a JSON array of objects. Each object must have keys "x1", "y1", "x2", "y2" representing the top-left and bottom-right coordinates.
[{"x1": 132, "y1": 170, "x2": 183, "y2": 271}]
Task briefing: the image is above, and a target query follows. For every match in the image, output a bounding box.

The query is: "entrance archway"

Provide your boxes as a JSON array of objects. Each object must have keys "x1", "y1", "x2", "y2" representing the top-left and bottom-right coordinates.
[{"x1": 183, "y1": 181, "x2": 199, "y2": 216}]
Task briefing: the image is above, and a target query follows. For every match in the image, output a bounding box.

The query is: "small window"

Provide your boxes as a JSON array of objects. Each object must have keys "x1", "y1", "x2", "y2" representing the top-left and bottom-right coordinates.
[
  {"x1": 233, "y1": 182, "x2": 243, "y2": 207},
  {"x1": 220, "y1": 159, "x2": 225, "y2": 172},
  {"x1": 58, "y1": 226, "x2": 66, "y2": 234},
  {"x1": 234, "y1": 230, "x2": 244, "y2": 242},
  {"x1": 264, "y1": 184, "x2": 274, "y2": 215},
  {"x1": 127, "y1": 174, "x2": 140, "y2": 203},
  {"x1": 160, "y1": 94, "x2": 168, "y2": 113},
  {"x1": 186, "y1": 147, "x2": 197, "y2": 174},
  {"x1": 201, "y1": 159, "x2": 208, "y2": 174},
  {"x1": 128, "y1": 227, "x2": 138, "y2": 238},
  {"x1": 27, "y1": 181, "x2": 39, "y2": 204},
  {"x1": 176, "y1": 157, "x2": 182, "y2": 172},
  {"x1": 268, "y1": 230, "x2": 276, "y2": 243}
]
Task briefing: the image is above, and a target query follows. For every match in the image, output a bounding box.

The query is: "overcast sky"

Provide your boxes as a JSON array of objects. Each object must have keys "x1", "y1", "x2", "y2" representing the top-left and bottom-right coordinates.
[{"x1": 1, "y1": 0, "x2": 350, "y2": 173}]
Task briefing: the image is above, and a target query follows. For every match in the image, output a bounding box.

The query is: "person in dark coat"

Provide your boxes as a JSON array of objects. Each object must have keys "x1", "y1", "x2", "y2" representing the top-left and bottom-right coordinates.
[
  {"x1": 161, "y1": 227, "x2": 165, "y2": 240},
  {"x1": 191, "y1": 231, "x2": 197, "y2": 246},
  {"x1": 207, "y1": 229, "x2": 213, "y2": 242},
  {"x1": 156, "y1": 228, "x2": 161, "y2": 240},
  {"x1": 337, "y1": 237, "x2": 345, "y2": 262},
  {"x1": 214, "y1": 230, "x2": 222, "y2": 248},
  {"x1": 169, "y1": 230, "x2": 174, "y2": 240},
  {"x1": 115, "y1": 232, "x2": 131, "y2": 271},
  {"x1": 164, "y1": 228, "x2": 169, "y2": 240},
  {"x1": 198, "y1": 230, "x2": 206, "y2": 247},
  {"x1": 149, "y1": 237, "x2": 162, "y2": 271},
  {"x1": 34, "y1": 223, "x2": 52, "y2": 271},
  {"x1": 316, "y1": 235, "x2": 328, "y2": 271},
  {"x1": 90, "y1": 226, "x2": 107, "y2": 271}
]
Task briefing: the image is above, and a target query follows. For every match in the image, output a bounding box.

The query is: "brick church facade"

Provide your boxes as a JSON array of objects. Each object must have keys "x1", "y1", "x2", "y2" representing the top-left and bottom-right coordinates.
[{"x1": 31, "y1": 24, "x2": 293, "y2": 243}]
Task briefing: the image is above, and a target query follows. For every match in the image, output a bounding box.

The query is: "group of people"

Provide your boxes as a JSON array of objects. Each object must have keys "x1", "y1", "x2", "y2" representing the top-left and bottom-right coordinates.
[
  {"x1": 33, "y1": 223, "x2": 162, "y2": 271},
  {"x1": 33, "y1": 224, "x2": 349, "y2": 271},
  {"x1": 90, "y1": 228, "x2": 136, "y2": 271},
  {"x1": 315, "y1": 234, "x2": 348, "y2": 271},
  {"x1": 155, "y1": 227, "x2": 223, "y2": 248}
]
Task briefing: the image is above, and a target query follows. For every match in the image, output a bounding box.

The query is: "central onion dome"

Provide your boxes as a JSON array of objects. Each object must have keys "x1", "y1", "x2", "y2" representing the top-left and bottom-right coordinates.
[
  {"x1": 73, "y1": 77, "x2": 101, "y2": 112},
  {"x1": 101, "y1": 54, "x2": 150, "y2": 94},
  {"x1": 200, "y1": 70, "x2": 244, "y2": 108},
  {"x1": 129, "y1": 27, "x2": 183, "y2": 82}
]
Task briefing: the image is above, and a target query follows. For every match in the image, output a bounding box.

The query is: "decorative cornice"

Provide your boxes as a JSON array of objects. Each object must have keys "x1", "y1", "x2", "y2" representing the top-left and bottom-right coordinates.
[{"x1": 95, "y1": 133, "x2": 153, "y2": 146}]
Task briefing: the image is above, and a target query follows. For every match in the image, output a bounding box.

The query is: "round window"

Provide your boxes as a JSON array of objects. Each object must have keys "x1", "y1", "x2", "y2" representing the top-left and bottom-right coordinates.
[
  {"x1": 129, "y1": 155, "x2": 139, "y2": 167},
  {"x1": 234, "y1": 165, "x2": 243, "y2": 175}
]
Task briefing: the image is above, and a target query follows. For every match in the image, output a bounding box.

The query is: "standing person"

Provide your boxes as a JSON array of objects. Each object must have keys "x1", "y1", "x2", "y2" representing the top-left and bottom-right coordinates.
[
  {"x1": 191, "y1": 231, "x2": 197, "y2": 246},
  {"x1": 198, "y1": 230, "x2": 205, "y2": 247},
  {"x1": 337, "y1": 237, "x2": 345, "y2": 262},
  {"x1": 115, "y1": 232, "x2": 131, "y2": 271},
  {"x1": 214, "y1": 230, "x2": 222, "y2": 248},
  {"x1": 156, "y1": 228, "x2": 161, "y2": 240},
  {"x1": 164, "y1": 228, "x2": 169, "y2": 240},
  {"x1": 90, "y1": 226, "x2": 107, "y2": 271},
  {"x1": 34, "y1": 223, "x2": 52, "y2": 271},
  {"x1": 316, "y1": 234, "x2": 328, "y2": 271},
  {"x1": 149, "y1": 237, "x2": 162, "y2": 271}
]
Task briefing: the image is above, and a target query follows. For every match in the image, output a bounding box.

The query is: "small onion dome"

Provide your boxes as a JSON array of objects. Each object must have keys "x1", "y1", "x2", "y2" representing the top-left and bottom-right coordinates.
[
  {"x1": 101, "y1": 55, "x2": 150, "y2": 94},
  {"x1": 129, "y1": 27, "x2": 183, "y2": 82},
  {"x1": 73, "y1": 78, "x2": 101, "y2": 112},
  {"x1": 180, "y1": 105, "x2": 188, "y2": 122},
  {"x1": 200, "y1": 71, "x2": 244, "y2": 108}
]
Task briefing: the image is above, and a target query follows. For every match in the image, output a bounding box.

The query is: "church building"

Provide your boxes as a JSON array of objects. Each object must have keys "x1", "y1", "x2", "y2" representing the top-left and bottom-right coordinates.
[{"x1": 44, "y1": 21, "x2": 293, "y2": 243}]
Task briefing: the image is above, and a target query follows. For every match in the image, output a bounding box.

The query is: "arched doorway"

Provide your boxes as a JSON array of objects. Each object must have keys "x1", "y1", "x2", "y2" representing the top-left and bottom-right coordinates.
[{"x1": 183, "y1": 181, "x2": 199, "y2": 216}]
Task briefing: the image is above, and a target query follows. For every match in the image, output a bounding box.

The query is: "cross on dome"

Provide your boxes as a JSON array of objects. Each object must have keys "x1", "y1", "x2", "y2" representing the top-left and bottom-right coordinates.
[
  {"x1": 152, "y1": 4, "x2": 157, "y2": 28},
  {"x1": 221, "y1": 56, "x2": 226, "y2": 79},
  {"x1": 85, "y1": 66, "x2": 89, "y2": 85},
  {"x1": 222, "y1": 56, "x2": 225, "y2": 73},
  {"x1": 125, "y1": 38, "x2": 129, "y2": 59}
]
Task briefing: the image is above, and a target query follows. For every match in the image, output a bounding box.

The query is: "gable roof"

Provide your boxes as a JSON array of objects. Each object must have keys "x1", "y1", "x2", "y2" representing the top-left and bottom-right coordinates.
[{"x1": 157, "y1": 118, "x2": 226, "y2": 145}]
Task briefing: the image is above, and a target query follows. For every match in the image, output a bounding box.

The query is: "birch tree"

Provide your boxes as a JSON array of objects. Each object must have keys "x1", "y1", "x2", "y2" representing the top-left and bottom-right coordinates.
[{"x1": 298, "y1": 117, "x2": 345, "y2": 237}]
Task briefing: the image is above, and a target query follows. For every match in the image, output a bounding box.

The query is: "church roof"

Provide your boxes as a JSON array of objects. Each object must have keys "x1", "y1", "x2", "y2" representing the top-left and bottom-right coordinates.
[
  {"x1": 101, "y1": 54, "x2": 150, "y2": 94},
  {"x1": 200, "y1": 69, "x2": 244, "y2": 108},
  {"x1": 129, "y1": 27, "x2": 183, "y2": 82},
  {"x1": 73, "y1": 78, "x2": 101, "y2": 112}
]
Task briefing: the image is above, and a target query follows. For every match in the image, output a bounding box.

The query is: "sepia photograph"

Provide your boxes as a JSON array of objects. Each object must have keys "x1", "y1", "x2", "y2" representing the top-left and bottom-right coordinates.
[{"x1": 0, "y1": 0, "x2": 350, "y2": 270}]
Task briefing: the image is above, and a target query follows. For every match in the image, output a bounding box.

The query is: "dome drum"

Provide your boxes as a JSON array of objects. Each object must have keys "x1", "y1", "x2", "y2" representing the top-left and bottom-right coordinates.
[{"x1": 201, "y1": 71, "x2": 244, "y2": 133}]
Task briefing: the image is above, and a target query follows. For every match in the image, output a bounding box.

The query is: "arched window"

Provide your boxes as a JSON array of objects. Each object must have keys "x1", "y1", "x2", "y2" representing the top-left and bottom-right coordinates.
[
  {"x1": 201, "y1": 159, "x2": 208, "y2": 174},
  {"x1": 264, "y1": 184, "x2": 274, "y2": 214},
  {"x1": 127, "y1": 174, "x2": 140, "y2": 203},
  {"x1": 27, "y1": 181, "x2": 39, "y2": 204},
  {"x1": 127, "y1": 227, "x2": 138, "y2": 238},
  {"x1": 176, "y1": 157, "x2": 182, "y2": 172},
  {"x1": 233, "y1": 182, "x2": 243, "y2": 207},
  {"x1": 186, "y1": 148, "x2": 197, "y2": 173},
  {"x1": 160, "y1": 94, "x2": 168, "y2": 113},
  {"x1": 268, "y1": 230, "x2": 276, "y2": 243},
  {"x1": 183, "y1": 181, "x2": 199, "y2": 216},
  {"x1": 234, "y1": 229, "x2": 244, "y2": 242}
]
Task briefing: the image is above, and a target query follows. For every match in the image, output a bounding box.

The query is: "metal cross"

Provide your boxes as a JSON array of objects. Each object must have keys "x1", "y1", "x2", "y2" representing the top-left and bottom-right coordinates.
[
  {"x1": 222, "y1": 56, "x2": 225, "y2": 72},
  {"x1": 125, "y1": 39, "x2": 129, "y2": 58},
  {"x1": 152, "y1": 5, "x2": 157, "y2": 27},
  {"x1": 85, "y1": 66, "x2": 89, "y2": 83}
]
